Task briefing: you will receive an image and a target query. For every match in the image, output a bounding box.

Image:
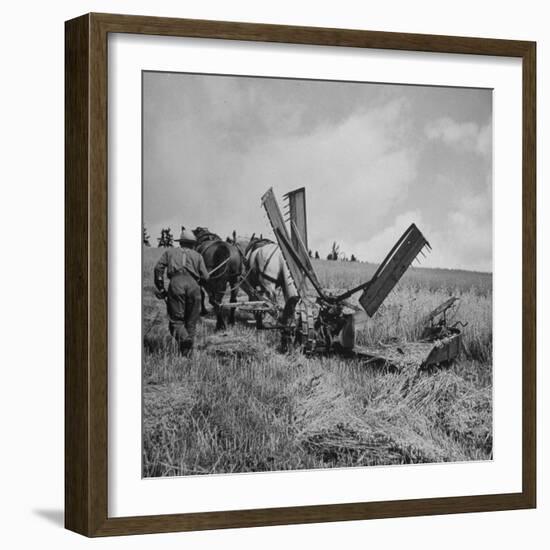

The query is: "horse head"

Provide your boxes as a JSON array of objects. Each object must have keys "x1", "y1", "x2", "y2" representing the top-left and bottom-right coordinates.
[{"x1": 193, "y1": 226, "x2": 221, "y2": 243}]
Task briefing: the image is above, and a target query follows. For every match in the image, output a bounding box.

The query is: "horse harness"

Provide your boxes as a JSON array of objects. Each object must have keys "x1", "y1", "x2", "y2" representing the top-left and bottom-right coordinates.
[
  {"x1": 196, "y1": 234, "x2": 233, "y2": 280},
  {"x1": 195, "y1": 235, "x2": 279, "y2": 304},
  {"x1": 252, "y1": 244, "x2": 279, "y2": 285}
]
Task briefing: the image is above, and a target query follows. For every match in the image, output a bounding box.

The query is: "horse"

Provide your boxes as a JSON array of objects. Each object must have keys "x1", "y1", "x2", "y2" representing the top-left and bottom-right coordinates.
[
  {"x1": 239, "y1": 236, "x2": 299, "y2": 327},
  {"x1": 193, "y1": 227, "x2": 244, "y2": 330}
]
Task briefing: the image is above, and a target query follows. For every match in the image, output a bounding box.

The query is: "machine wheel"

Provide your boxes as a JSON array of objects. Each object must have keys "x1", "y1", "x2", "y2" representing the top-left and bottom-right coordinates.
[{"x1": 294, "y1": 301, "x2": 316, "y2": 353}]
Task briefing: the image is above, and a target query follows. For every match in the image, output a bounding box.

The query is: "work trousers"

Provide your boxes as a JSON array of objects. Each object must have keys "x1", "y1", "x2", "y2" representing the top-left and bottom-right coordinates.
[{"x1": 166, "y1": 271, "x2": 202, "y2": 355}]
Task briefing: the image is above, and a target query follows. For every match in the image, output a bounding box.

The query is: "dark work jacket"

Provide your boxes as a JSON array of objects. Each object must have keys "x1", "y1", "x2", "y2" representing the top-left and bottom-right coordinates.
[{"x1": 154, "y1": 247, "x2": 209, "y2": 290}]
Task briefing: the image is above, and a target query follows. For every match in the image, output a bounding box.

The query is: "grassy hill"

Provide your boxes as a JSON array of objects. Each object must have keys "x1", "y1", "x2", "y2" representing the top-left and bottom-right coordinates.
[{"x1": 142, "y1": 246, "x2": 492, "y2": 477}]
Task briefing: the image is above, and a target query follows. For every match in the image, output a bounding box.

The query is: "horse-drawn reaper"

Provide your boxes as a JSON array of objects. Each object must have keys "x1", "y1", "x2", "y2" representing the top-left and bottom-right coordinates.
[
  {"x1": 222, "y1": 187, "x2": 465, "y2": 370},
  {"x1": 164, "y1": 187, "x2": 465, "y2": 369}
]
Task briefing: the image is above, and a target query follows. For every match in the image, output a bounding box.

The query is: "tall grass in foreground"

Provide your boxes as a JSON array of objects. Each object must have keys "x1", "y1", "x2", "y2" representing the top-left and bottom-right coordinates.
[
  {"x1": 142, "y1": 248, "x2": 493, "y2": 476},
  {"x1": 143, "y1": 327, "x2": 491, "y2": 476}
]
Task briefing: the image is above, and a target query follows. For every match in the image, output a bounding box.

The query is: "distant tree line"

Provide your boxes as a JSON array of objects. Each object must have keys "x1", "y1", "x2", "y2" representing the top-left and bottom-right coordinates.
[
  {"x1": 325, "y1": 242, "x2": 358, "y2": 262},
  {"x1": 144, "y1": 225, "x2": 358, "y2": 260},
  {"x1": 143, "y1": 225, "x2": 175, "y2": 247},
  {"x1": 309, "y1": 241, "x2": 358, "y2": 262}
]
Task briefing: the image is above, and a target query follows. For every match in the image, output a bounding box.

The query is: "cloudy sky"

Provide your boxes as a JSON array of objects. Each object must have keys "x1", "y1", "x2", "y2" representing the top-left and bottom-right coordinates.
[{"x1": 143, "y1": 71, "x2": 492, "y2": 272}]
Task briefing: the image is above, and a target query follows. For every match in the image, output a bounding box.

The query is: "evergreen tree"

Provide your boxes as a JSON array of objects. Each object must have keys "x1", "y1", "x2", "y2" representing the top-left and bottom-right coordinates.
[
  {"x1": 143, "y1": 225, "x2": 151, "y2": 247},
  {"x1": 157, "y1": 227, "x2": 174, "y2": 248},
  {"x1": 327, "y1": 241, "x2": 340, "y2": 261}
]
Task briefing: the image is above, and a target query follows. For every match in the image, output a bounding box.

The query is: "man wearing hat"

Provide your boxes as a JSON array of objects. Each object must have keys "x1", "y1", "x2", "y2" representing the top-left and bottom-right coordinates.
[{"x1": 154, "y1": 227, "x2": 209, "y2": 355}]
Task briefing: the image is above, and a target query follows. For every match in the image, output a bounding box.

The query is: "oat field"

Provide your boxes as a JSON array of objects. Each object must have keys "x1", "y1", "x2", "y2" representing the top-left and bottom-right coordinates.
[{"x1": 142, "y1": 247, "x2": 492, "y2": 477}]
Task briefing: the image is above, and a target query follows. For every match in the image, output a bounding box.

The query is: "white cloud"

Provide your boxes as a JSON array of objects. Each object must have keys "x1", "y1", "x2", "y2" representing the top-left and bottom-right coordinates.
[
  {"x1": 425, "y1": 117, "x2": 491, "y2": 157},
  {"x1": 239, "y1": 99, "x2": 419, "y2": 249},
  {"x1": 143, "y1": 74, "x2": 492, "y2": 272},
  {"x1": 348, "y1": 188, "x2": 492, "y2": 273},
  {"x1": 476, "y1": 123, "x2": 492, "y2": 157},
  {"x1": 343, "y1": 210, "x2": 423, "y2": 265},
  {"x1": 144, "y1": 98, "x2": 420, "y2": 258}
]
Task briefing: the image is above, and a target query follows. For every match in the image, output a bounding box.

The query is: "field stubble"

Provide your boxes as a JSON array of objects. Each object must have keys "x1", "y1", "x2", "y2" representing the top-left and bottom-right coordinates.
[{"x1": 142, "y1": 248, "x2": 493, "y2": 477}]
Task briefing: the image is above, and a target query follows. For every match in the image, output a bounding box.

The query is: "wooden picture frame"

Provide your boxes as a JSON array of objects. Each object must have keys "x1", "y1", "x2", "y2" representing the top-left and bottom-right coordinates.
[{"x1": 65, "y1": 12, "x2": 536, "y2": 537}]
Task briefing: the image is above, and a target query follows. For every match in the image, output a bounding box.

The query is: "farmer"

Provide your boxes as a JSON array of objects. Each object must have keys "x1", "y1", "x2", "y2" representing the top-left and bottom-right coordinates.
[{"x1": 154, "y1": 227, "x2": 210, "y2": 355}]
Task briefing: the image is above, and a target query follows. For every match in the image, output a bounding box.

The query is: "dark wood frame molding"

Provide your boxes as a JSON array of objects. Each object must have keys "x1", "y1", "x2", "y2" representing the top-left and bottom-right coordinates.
[{"x1": 65, "y1": 12, "x2": 536, "y2": 537}]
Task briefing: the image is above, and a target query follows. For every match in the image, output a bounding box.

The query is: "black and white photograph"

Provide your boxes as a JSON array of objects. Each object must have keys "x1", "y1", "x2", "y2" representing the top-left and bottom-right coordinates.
[
  {"x1": 1, "y1": 0, "x2": 543, "y2": 544},
  {"x1": 142, "y1": 71, "x2": 493, "y2": 478}
]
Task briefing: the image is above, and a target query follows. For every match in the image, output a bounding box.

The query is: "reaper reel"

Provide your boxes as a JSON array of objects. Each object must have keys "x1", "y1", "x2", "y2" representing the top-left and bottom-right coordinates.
[{"x1": 260, "y1": 187, "x2": 464, "y2": 369}]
